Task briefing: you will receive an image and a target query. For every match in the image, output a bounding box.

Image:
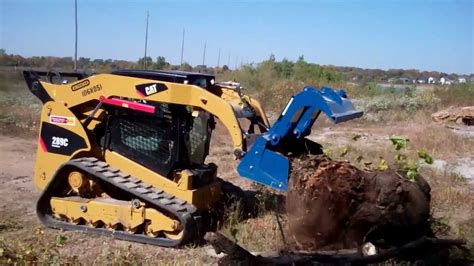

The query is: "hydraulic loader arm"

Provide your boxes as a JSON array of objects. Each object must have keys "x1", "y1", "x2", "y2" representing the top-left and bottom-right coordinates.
[
  {"x1": 210, "y1": 82, "x2": 270, "y2": 129},
  {"x1": 237, "y1": 86, "x2": 363, "y2": 191}
]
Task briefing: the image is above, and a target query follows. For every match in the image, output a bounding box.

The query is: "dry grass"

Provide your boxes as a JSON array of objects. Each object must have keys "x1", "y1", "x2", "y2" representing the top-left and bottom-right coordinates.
[
  {"x1": 0, "y1": 67, "x2": 472, "y2": 263},
  {"x1": 0, "y1": 230, "x2": 215, "y2": 265},
  {"x1": 222, "y1": 211, "x2": 287, "y2": 252},
  {"x1": 0, "y1": 69, "x2": 41, "y2": 137}
]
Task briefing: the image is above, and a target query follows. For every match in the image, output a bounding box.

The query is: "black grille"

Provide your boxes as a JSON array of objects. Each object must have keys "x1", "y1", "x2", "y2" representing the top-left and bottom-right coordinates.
[{"x1": 108, "y1": 116, "x2": 177, "y2": 177}]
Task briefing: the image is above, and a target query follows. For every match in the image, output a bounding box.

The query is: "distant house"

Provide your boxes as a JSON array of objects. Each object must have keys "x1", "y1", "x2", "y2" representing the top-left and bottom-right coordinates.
[
  {"x1": 399, "y1": 77, "x2": 411, "y2": 84},
  {"x1": 388, "y1": 77, "x2": 411, "y2": 84},
  {"x1": 458, "y1": 77, "x2": 467, "y2": 83},
  {"x1": 428, "y1": 77, "x2": 436, "y2": 84},
  {"x1": 415, "y1": 78, "x2": 426, "y2": 84},
  {"x1": 440, "y1": 77, "x2": 454, "y2": 85}
]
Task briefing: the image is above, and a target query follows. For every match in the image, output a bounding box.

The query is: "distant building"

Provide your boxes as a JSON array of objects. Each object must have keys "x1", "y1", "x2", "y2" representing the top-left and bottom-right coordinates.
[
  {"x1": 458, "y1": 77, "x2": 467, "y2": 83},
  {"x1": 415, "y1": 78, "x2": 426, "y2": 84},
  {"x1": 388, "y1": 77, "x2": 411, "y2": 84},
  {"x1": 440, "y1": 77, "x2": 446, "y2": 85},
  {"x1": 400, "y1": 77, "x2": 411, "y2": 84},
  {"x1": 428, "y1": 77, "x2": 436, "y2": 84},
  {"x1": 440, "y1": 77, "x2": 454, "y2": 85}
]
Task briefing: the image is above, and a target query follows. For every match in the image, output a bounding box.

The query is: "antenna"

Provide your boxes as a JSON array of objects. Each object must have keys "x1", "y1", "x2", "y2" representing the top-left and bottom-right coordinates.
[
  {"x1": 144, "y1": 11, "x2": 149, "y2": 69},
  {"x1": 217, "y1": 48, "x2": 221, "y2": 67},
  {"x1": 74, "y1": 0, "x2": 78, "y2": 71},
  {"x1": 202, "y1": 41, "x2": 206, "y2": 66},
  {"x1": 180, "y1": 28, "x2": 185, "y2": 67}
]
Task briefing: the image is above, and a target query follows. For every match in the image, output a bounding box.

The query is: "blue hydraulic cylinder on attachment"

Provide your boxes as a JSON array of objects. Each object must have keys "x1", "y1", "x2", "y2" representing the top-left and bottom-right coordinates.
[{"x1": 237, "y1": 86, "x2": 363, "y2": 191}]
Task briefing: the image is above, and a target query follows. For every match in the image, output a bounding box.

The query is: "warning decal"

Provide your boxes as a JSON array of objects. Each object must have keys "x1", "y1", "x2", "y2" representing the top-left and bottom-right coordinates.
[{"x1": 49, "y1": 115, "x2": 76, "y2": 126}]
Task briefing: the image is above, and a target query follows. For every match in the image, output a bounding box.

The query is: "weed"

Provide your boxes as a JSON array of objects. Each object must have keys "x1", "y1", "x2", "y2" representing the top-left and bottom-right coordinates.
[
  {"x1": 55, "y1": 234, "x2": 68, "y2": 247},
  {"x1": 434, "y1": 83, "x2": 474, "y2": 107},
  {"x1": 225, "y1": 200, "x2": 244, "y2": 243},
  {"x1": 0, "y1": 219, "x2": 23, "y2": 232}
]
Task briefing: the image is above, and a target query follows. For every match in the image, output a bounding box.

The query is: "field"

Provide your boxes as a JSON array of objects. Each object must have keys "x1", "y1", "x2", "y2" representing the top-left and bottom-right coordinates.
[{"x1": 0, "y1": 67, "x2": 473, "y2": 264}]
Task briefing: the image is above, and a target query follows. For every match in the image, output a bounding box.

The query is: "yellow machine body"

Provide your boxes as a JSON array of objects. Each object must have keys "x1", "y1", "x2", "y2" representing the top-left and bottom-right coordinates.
[{"x1": 24, "y1": 70, "x2": 269, "y2": 246}]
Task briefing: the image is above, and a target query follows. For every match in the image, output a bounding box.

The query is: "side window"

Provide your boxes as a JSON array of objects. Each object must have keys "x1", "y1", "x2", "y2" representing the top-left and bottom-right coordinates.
[
  {"x1": 187, "y1": 112, "x2": 210, "y2": 164},
  {"x1": 108, "y1": 116, "x2": 177, "y2": 177}
]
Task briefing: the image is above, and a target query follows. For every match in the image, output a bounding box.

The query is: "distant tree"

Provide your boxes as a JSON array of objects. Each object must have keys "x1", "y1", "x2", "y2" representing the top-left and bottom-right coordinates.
[
  {"x1": 180, "y1": 62, "x2": 192, "y2": 71},
  {"x1": 79, "y1": 57, "x2": 91, "y2": 69},
  {"x1": 30, "y1": 56, "x2": 42, "y2": 67},
  {"x1": 222, "y1": 65, "x2": 229, "y2": 71},
  {"x1": 154, "y1": 56, "x2": 169, "y2": 70},
  {"x1": 166, "y1": 65, "x2": 178, "y2": 70},
  {"x1": 116, "y1": 60, "x2": 134, "y2": 69},
  {"x1": 269, "y1": 54, "x2": 276, "y2": 62},
  {"x1": 276, "y1": 58, "x2": 294, "y2": 78},
  {"x1": 92, "y1": 59, "x2": 105, "y2": 68},
  {"x1": 138, "y1": 56, "x2": 153, "y2": 69}
]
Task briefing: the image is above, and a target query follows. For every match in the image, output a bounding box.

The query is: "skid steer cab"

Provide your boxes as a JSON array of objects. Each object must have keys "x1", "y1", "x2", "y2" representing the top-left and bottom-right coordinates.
[{"x1": 23, "y1": 69, "x2": 361, "y2": 247}]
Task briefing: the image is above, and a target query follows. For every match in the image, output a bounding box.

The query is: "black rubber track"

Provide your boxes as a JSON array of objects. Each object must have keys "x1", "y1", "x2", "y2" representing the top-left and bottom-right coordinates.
[{"x1": 36, "y1": 157, "x2": 201, "y2": 247}]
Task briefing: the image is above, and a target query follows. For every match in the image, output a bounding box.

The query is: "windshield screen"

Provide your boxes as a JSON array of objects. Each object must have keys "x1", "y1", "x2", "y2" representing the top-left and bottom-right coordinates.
[{"x1": 189, "y1": 77, "x2": 210, "y2": 89}]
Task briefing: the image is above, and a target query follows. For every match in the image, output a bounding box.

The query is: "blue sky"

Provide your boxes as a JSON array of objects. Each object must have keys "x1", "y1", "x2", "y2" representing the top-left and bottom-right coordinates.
[{"x1": 1, "y1": 0, "x2": 473, "y2": 74}]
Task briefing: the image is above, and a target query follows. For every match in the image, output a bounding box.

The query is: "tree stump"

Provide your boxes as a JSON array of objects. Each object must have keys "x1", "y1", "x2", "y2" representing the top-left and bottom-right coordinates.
[{"x1": 287, "y1": 155, "x2": 432, "y2": 251}]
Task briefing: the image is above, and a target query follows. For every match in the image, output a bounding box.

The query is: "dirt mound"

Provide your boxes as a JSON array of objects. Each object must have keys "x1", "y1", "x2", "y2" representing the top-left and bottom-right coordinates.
[
  {"x1": 287, "y1": 155, "x2": 431, "y2": 251},
  {"x1": 432, "y1": 106, "x2": 474, "y2": 126}
]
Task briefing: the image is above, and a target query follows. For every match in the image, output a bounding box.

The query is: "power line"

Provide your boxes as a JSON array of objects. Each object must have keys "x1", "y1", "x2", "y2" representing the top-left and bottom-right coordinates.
[
  {"x1": 144, "y1": 11, "x2": 149, "y2": 69},
  {"x1": 180, "y1": 28, "x2": 185, "y2": 67},
  {"x1": 202, "y1": 41, "x2": 206, "y2": 66},
  {"x1": 74, "y1": 0, "x2": 78, "y2": 71}
]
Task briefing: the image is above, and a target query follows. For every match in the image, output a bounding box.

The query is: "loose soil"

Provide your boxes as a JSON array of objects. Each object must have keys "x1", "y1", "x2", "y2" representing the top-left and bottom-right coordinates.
[{"x1": 287, "y1": 155, "x2": 432, "y2": 251}]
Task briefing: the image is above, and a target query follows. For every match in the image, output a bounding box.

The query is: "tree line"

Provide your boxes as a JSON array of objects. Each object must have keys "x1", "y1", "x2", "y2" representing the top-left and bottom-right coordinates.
[{"x1": 0, "y1": 49, "x2": 470, "y2": 83}]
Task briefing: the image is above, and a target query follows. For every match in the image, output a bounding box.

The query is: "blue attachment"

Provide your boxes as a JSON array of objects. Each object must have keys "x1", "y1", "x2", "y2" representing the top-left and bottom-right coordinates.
[{"x1": 237, "y1": 86, "x2": 363, "y2": 191}]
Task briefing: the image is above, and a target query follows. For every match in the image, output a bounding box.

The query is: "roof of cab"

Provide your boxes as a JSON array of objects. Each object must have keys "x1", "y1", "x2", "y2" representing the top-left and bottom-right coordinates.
[{"x1": 111, "y1": 69, "x2": 215, "y2": 81}]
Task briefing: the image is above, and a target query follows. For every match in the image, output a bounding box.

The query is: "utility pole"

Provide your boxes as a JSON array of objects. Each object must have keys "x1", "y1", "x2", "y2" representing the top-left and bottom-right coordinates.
[
  {"x1": 74, "y1": 0, "x2": 78, "y2": 71},
  {"x1": 202, "y1": 41, "x2": 206, "y2": 66},
  {"x1": 144, "y1": 11, "x2": 149, "y2": 69},
  {"x1": 235, "y1": 55, "x2": 239, "y2": 70},
  {"x1": 217, "y1": 48, "x2": 221, "y2": 67},
  {"x1": 180, "y1": 28, "x2": 185, "y2": 67}
]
